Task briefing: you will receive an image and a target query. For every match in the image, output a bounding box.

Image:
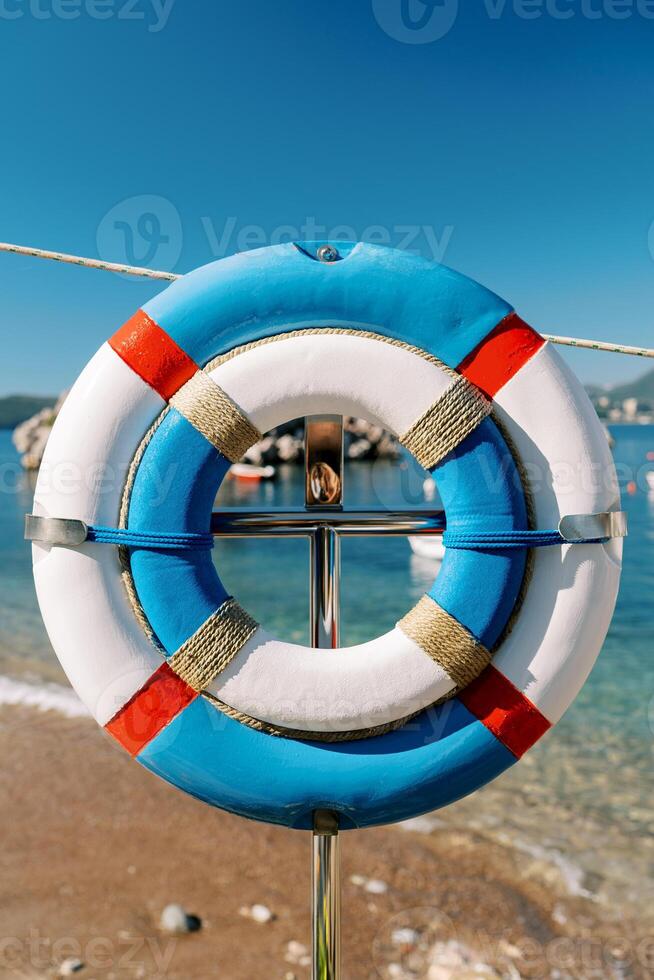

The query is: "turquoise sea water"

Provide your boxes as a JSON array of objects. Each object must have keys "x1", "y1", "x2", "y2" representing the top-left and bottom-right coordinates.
[{"x1": 1, "y1": 426, "x2": 652, "y2": 916}]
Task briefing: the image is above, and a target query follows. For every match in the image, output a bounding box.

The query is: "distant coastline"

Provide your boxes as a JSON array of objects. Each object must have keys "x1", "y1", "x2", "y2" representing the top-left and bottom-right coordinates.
[{"x1": 0, "y1": 394, "x2": 57, "y2": 429}]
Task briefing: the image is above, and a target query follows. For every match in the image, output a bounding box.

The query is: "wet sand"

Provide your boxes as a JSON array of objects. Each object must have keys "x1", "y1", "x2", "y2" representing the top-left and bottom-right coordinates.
[{"x1": 0, "y1": 706, "x2": 651, "y2": 980}]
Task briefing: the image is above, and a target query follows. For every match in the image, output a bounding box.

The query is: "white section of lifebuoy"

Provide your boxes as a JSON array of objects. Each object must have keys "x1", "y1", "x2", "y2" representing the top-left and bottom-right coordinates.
[
  {"x1": 211, "y1": 332, "x2": 451, "y2": 435},
  {"x1": 491, "y1": 344, "x2": 622, "y2": 722},
  {"x1": 207, "y1": 626, "x2": 451, "y2": 730},
  {"x1": 31, "y1": 345, "x2": 165, "y2": 724}
]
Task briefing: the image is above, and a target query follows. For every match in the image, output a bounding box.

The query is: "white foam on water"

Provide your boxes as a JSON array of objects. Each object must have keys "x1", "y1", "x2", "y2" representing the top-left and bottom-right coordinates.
[
  {"x1": 509, "y1": 837, "x2": 596, "y2": 900},
  {"x1": 0, "y1": 675, "x2": 89, "y2": 719}
]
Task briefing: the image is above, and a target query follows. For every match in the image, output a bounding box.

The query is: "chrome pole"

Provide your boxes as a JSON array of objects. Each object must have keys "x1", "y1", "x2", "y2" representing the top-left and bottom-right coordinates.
[
  {"x1": 312, "y1": 809, "x2": 341, "y2": 980},
  {"x1": 306, "y1": 415, "x2": 342, "y2": 980}
]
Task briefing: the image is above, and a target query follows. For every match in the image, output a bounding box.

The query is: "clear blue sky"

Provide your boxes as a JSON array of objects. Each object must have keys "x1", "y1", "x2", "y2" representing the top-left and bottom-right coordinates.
[{"x1": 1, "y1": 0, "x2": 653, "y2": 395}]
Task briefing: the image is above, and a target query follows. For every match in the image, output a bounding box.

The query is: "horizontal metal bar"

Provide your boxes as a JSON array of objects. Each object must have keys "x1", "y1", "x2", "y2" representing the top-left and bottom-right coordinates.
[{"x1": 210, "y1": 509, "x2": 445, "y2": 537}]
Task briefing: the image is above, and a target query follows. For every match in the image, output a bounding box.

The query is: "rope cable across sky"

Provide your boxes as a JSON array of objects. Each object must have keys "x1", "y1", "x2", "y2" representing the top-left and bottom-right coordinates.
[{"x1": 1, "y1": 240, "x2": 652, "y2": 359}]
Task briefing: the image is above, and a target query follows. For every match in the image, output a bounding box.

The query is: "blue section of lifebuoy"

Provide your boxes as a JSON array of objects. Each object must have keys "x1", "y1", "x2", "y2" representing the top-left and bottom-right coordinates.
[
  {"x1": 124, "y1": 242, "x2": 528, "y2": 828},
  {"x1": 136, "y1": 693, "x2": 517, "y2": 830},
  {"x1": 128, "y1": 412, "x2": 231, "y2": 652},
  {"x1": 430, "y1": 419, "x2": 527, "y2": 648},
  {"x1": 143, "y1": 242, "x2": 512, "y2": 370}
]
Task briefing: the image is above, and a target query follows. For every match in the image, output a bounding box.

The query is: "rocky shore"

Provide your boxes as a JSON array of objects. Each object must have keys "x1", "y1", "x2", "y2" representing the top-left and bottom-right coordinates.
[
  {"x1": 12, "y1": 393, "x2": 66, "y2": 470},
  {"x1": 12, "y1": 394, "x2": 398, "y2": 470}
]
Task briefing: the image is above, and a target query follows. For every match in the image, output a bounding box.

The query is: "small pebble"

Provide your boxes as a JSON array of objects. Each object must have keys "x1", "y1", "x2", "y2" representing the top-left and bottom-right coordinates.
[
  {"x1": 59, "y1": 959, "x2": 84, "y2": 976},
  {"x1": 364, "y1": 878, "x2": 388, "y2": 894},
  {"x1": 251, "y1": 903, "x2": 273, "y2": 923},
  {"x1": 392, "y1": 927, "x2": 418, "y2": 947},
  {"x1": 159, "y1": 903, "x2": 202, "y2": 934},
  {"x1": 239, "y1": 902, "x2": 274, "y2": 923},
  {"x1": 285, "y1": 940, "x2": 309, "y2": 965},
  {"x1": 349, "y1": 873, "x2": 366, "y2": 886}
]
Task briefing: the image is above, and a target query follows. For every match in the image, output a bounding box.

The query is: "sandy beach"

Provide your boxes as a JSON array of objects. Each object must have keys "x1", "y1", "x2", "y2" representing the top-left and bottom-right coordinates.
[{"x1": 1, "y1": 704, "x2": 651, "y2": 980}]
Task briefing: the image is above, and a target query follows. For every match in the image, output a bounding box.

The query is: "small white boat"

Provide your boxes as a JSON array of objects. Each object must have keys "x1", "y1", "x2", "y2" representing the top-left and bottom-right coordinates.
[
  {"x1": 408, "y1": 536, "x2": 445, "y2": 562},
  {"x1": 646, "y1": 471, "x2": 654, "y2": 492},
  {"x1": 422, "y1": 476, "x2": 437, "y2": 501},
  {"x1": 228, "y1": 463, "x2": 276, "y2": 483}
]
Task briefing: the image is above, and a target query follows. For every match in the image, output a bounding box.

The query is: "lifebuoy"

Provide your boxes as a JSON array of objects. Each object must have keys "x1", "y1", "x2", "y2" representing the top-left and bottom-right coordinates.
[{"x1": 29, "y1": 242, "x2": 623, "y2": 829}]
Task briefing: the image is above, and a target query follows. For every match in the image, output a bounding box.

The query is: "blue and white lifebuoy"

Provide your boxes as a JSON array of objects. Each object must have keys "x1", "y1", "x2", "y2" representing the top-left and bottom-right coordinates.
[{"x1": 29, "y1": 242, "x2": 623, "y2": 829}]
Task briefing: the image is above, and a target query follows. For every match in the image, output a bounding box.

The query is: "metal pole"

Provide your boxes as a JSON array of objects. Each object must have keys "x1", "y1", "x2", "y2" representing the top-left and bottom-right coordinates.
[
  {"x1": 309, "y1": 525, "x2": 341, "y2": 649},
  {"x1": 312, "y1": 810, "x2": 341, "y2": 980},
  {"x1": 306, "y1": 416, "x2": 342, "y2": 980}
]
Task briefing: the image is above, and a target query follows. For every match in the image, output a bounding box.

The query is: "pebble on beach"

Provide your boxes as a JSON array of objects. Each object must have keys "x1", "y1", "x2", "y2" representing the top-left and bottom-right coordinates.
[
  {"x1": 349, "y1": 873, "x2": 389, "y2": 895},
  {"x1": 58, "y1": 958, "x2": 84, "y2": 976},
  {"x1": 239, "y1": 903, "x2": 274, "y2": 923},
  {"x1": 364, "y1": 878, "x2": 388, "y2": 894},
  {"x1": 159, "y1": 903, "x2": 202, "y2": 934},
  {"x1": 285, "y1": 940, "x2": 310, "y2": 967}
]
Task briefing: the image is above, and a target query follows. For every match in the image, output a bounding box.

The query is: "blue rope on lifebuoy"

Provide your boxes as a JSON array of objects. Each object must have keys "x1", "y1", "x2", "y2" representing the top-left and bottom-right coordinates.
[
  {"x1": 442, "y1": 528, "x2": 603, "y2": 549},
  {"x1": 82, "y1": 524, "x2": 603, "y2": 551},
  {"x1": 86, "y1": 525, "x2": 214, "y2": 550}
]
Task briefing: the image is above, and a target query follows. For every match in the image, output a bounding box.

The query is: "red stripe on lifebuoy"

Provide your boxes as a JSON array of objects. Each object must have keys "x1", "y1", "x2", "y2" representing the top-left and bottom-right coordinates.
[
  {"x1": 458, "y1": 313, "x2": 545, "y2": 399},
  {"x1": 105, "y1": 662, "x2": 197, "y2": 756},
  {"x1": 109, "y1": 310, "x2": 198, "y2": 400},
  {"x1": 459, "y1": 664, "x2": 551, "y2": 759}
]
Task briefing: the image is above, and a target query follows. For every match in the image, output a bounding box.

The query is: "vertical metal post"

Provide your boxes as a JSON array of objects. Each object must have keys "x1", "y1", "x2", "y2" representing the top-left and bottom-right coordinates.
[
  {"x1": 306, "y1": 415, "x2": 343, "y2": 980},
  {"x1": 306, "y1": 415, "x2": 343, "y2": 648},
  {"x1": 312, "y1": 810, "x2": 341, "y2": 980}
]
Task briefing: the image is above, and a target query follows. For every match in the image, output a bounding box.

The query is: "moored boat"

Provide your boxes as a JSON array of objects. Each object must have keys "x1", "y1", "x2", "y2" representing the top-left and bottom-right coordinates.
[
  {"x1": 228, "y1": 462, "x2": 276, "y2": 482},
  {"x1": 408, "y1": 535, "x2": 445, "y2": 563}
]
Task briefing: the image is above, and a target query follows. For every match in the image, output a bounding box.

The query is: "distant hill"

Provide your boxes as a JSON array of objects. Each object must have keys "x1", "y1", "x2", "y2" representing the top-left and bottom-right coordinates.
[
  {"x1": 605, "y1": 367, "x2": 654, "y2": 403},
  {"x1": 0, "y1": 394, "x2": 57, "y2": 429}
]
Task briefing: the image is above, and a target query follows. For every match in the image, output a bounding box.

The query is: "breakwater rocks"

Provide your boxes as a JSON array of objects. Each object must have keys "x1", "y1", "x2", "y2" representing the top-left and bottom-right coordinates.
[
  {"x1": 13, "y1": 396, "x2": 399, "y2": 470},
  {"x1": 243, "y1": 418, "x2": 398, "y2": 466},
  {"x1": 12, "y1": 393, "x2": 65, "y2": 470}
]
